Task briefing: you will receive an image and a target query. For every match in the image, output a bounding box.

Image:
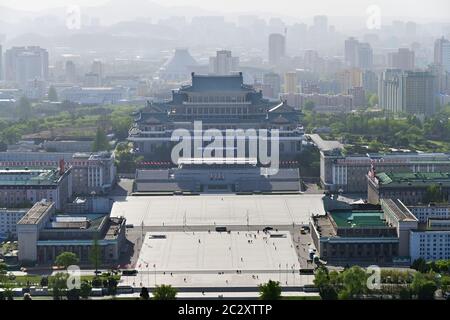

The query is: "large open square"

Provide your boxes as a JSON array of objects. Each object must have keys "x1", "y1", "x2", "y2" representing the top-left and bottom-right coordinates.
[
  {"x1": 111, "y1": 194, "x2": 325, "y2": 227},
  {"x1": 120, "y1": 231, "x2": 314, "y2": 288}
]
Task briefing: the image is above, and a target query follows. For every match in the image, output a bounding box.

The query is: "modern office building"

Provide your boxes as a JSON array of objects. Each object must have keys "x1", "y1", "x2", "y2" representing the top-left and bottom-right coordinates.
[
  {"x1": 320, "y1": 150, "x2": 450, "y2": 193},
  {"x1": 268, "y1": 33, "x2": 286, "y2": 65},
  {"x1": 367, "y1": 171, "x2": 450, "y2": 205},
  {"x1": 379, "y1": 70, "x2": 436, "y2": 116},
  {"x1": 0, "y1": 208, "x2": 28, "y2": 239},
  {"x1": 434, "y1": 37, "x2": 450, "y2": 73},
  {"x1": 134, "y1": 157, "x2": 301, "y2": 193},
  {"x1": 344, "y1": 38, "x2": 373, "y2": 69},
  {"x1": 0, "y1": 165, "x2": 72, "y2": 210},
  {"x1": 408, "y1": 204, "x2": 450, "y2": 223},
  {"x1": 0, "y1": 151, "x2": 116, "y2": 196},
  {"x1": 410, "y1": 224, "x2": 450, "y2": 261},
  {"x1": 4, "y1": 46, "x2": 49, "y2": 87},
  {"x1": 284, "y1": 72, "x2": 298, "y2": 94},
  {"x1": 128, "y1": 73, "x2": 304, "y2": 161},
  {"x1": 17, "y1": 200, "x2": 126, "y2": 265},
  {"x1": 209, "y1": 50, "x2": 239, "y2": 75}
]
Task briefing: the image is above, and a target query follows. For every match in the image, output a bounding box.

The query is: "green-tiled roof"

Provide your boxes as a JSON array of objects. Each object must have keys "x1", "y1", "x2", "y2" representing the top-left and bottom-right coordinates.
[
  {"x1": 376, "y1": 172, "x2": 450, "y2": 187},
  {"x1": 330, "y1": 210, "x2": 388, "y2": 228}
]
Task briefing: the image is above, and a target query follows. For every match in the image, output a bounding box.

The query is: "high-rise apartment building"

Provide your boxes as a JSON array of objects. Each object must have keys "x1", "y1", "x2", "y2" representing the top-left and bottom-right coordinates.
[
  {"x1": 263, "y1": 72, "x2": 281, "y2": 99},
  {"x1": 434, "y1": 37, "x2": 450, "y2": 73},
  {"x1": 268, "y1": 33, "x2": 286, "y2": 65},
  {"x1": 4, "y1": 46, "x2": 49, "y2": 86},
  {"x1": 284, "y1": 72, "x2": 298, "y2": 94},
  {"x1": 388, "y1": 48, "x2": 415, "y2": 71},
  {"x1": 379, "y1": 70, "x2": 436, "y2": 116},
  {"x1": 345, "y1": 37, "x2": 373, "y2": 69},
  {"x1": 209, "y1": 50, "x2": 239, "y2": 75}
]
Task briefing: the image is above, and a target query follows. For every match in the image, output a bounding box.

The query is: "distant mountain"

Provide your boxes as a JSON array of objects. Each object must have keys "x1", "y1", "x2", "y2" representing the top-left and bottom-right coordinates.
[{"x1": 84, "y1": 0, "x2": 216, "y2": 25}]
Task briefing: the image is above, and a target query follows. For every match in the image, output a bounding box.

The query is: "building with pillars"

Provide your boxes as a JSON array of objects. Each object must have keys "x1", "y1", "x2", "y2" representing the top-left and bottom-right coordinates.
[{"x1": 128, "y1": 73, "x2": 304, "y2": 161}]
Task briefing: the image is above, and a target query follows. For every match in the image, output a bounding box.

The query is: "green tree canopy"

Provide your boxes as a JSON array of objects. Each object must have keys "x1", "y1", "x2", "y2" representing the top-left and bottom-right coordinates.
[
  {"x1": 17, "y1": 96, "x2": 31, "y2": 120},
  {"x1": 92, "y1": 127, "x2": 111, "y2": 152},
  {"x1": 49, "y1": 272, "x2": 69, "y2": 300},
  {"x1": 259, "y1": 280, "x2": 282, "y2": 300},
  {"x1": 55, "y1": 252, "x2": 79, "y2": 269},
  {"x1": 48, "y1": 86, "x2": 58, "y2": 102},
  {"x1": 153, "y1": 284, "x2": 178, "y2": 300}
]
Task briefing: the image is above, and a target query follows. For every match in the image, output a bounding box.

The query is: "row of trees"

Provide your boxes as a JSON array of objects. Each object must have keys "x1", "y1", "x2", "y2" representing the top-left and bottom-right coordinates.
[
  {"x1": 302, "y1": 104, "x2": 450, "y2": 152},
  {"x1": 314, "y1": 265, "x2": 448, "y2": 300}
]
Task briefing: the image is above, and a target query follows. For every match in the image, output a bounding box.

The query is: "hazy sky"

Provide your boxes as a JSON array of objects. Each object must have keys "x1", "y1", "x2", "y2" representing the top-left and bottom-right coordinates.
[{"x1": 1, "y1": 0, "x2": 450, "y2": 20}]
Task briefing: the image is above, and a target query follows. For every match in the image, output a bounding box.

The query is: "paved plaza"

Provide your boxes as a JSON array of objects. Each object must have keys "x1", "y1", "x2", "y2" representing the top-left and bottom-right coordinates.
[
  {"x1": 120, "y1": 231, "x2": 314, "y2": 288},
  {"x1": 111, "y1": 194, "x2": 325, "y2": 227}
]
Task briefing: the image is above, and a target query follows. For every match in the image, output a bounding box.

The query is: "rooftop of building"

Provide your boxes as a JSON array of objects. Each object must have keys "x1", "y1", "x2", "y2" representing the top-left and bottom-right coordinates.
[
  {"x1": 375, "y1": 172, "x2": 450, "y2": 187},
  {"x1": 0, "y1": 167, "x2": 66, "y2": 186},
  {"x1": 179, "y1": 73, "x2": 252, "y2": 92},
  {"x1": 381, "y1": 198, "x2": 418, "y2": 222},
  {"x1": 307, "y1": 134, "x2": 344, "y2": 152},
  {"x1": 17, "y1": 201, "x2": 54, "y2": 225},
  {"x1": 330, "y1": 210, "x2": 388, "y2": 228}
]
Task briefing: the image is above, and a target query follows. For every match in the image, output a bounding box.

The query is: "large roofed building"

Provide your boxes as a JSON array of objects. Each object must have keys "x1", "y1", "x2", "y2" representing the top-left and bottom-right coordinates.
[
  {"x1": 17, "y1": 200, "x2": 126, "y2": 265},
  {"x1": 0, "y1": 165, "x2": 72, "y2": 210},
  {"x1": 310, "y1": 197, "x2": 418, "y2": 264},
  {"x1": 128, "y1": 72, "x2": 304, "y2": 161},
  {"x1": 367, "y1": 170, "x2": 450, "y2": 205},
  {"x1": 133, "y1": 157, "x2": 301, "y2": 194}
]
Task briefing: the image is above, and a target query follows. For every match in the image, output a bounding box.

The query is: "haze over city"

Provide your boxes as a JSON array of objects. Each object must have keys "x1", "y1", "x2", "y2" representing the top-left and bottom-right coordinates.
[{"x1": 0, "y1": 0, "x2": 450, "y2": 307}]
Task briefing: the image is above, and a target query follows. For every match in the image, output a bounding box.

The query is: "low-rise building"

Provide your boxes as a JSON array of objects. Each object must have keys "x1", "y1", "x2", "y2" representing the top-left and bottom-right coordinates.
[
  {"x1": 320, "y1": 151, "x2": 450, "y2": 193},
  {"x1": 17, "y1": 200, "x2": 126, "y2": 265},
  {"x1": 0, "y1": 164, "x2": 72, "y2": 210},
  {"x1": 367, "y1": 171, "x2": 450, "y2": 205},
  {"x1": 310, "y1": 198, "x2": 417, "y2": 264},
  {"x1": 0, "y1": 208, "x2": 28, "y2": 239},
  {"x1": 134, "y1": 157, "x2": 301, "y2": 194},
  {"x1": 0, "y1": 151, "x2": 116, "y2": 195}
]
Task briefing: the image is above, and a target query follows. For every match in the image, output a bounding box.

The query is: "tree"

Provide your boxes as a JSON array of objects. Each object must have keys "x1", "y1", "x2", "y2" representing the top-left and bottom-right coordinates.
[
  {"x1": 368, "y1": 94, "x2": 378, "y2": 108},
  {"x1": 92, "y1": 127, "x2": 111, "y2": 151},
  {"x1": 55, "y1": 252, "x2": 79, "y2": 269},
  {"x1": 80, "y1": 281, "x2": 92, "y2": 299},
  {"x1": 314, "y1": 266, "x2": 338, "y2": 300},
  {"x1": 49, "y1": 272, "x2": 68, "y2": 300},
  {"x1": 411, "y1": 273, "x2": 437, "y2": 300},
  {"x1": 90, "y1": 238, "x2": 102, "y2": 274},
  {"x1": 140, "y1": 287, "x2": 150, "y2": 300},
  {"x1": 259, "y1": 280, "x2": 282, "y2": 300},
  {"x1": 411, "y1": 258, "x2": 429, "y2": 273},
  {"x1": 340, "y1": 266, "x2": 367, "y2": 299},
  {"x1": 107, "y1": 276, "x2": 118, "y2": 296},
  {"x1": 40, "y1": 276, "x2": 49, "y2": 287},
  {"x1": 304, "y1": 100, "x2": 315, "y2": 111},
  {"x1": 17, "y1": 96, "x2": 31, "y2": 120},
  {"x1": 48, "y1": 86, "x2": 58, "y2": 102},
  {"x1": 423, "y1": 184, "x2": 443, "y2": 204},
  {"x1": 153, "y1": 284, "x2": 178, "y2": 300}
]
